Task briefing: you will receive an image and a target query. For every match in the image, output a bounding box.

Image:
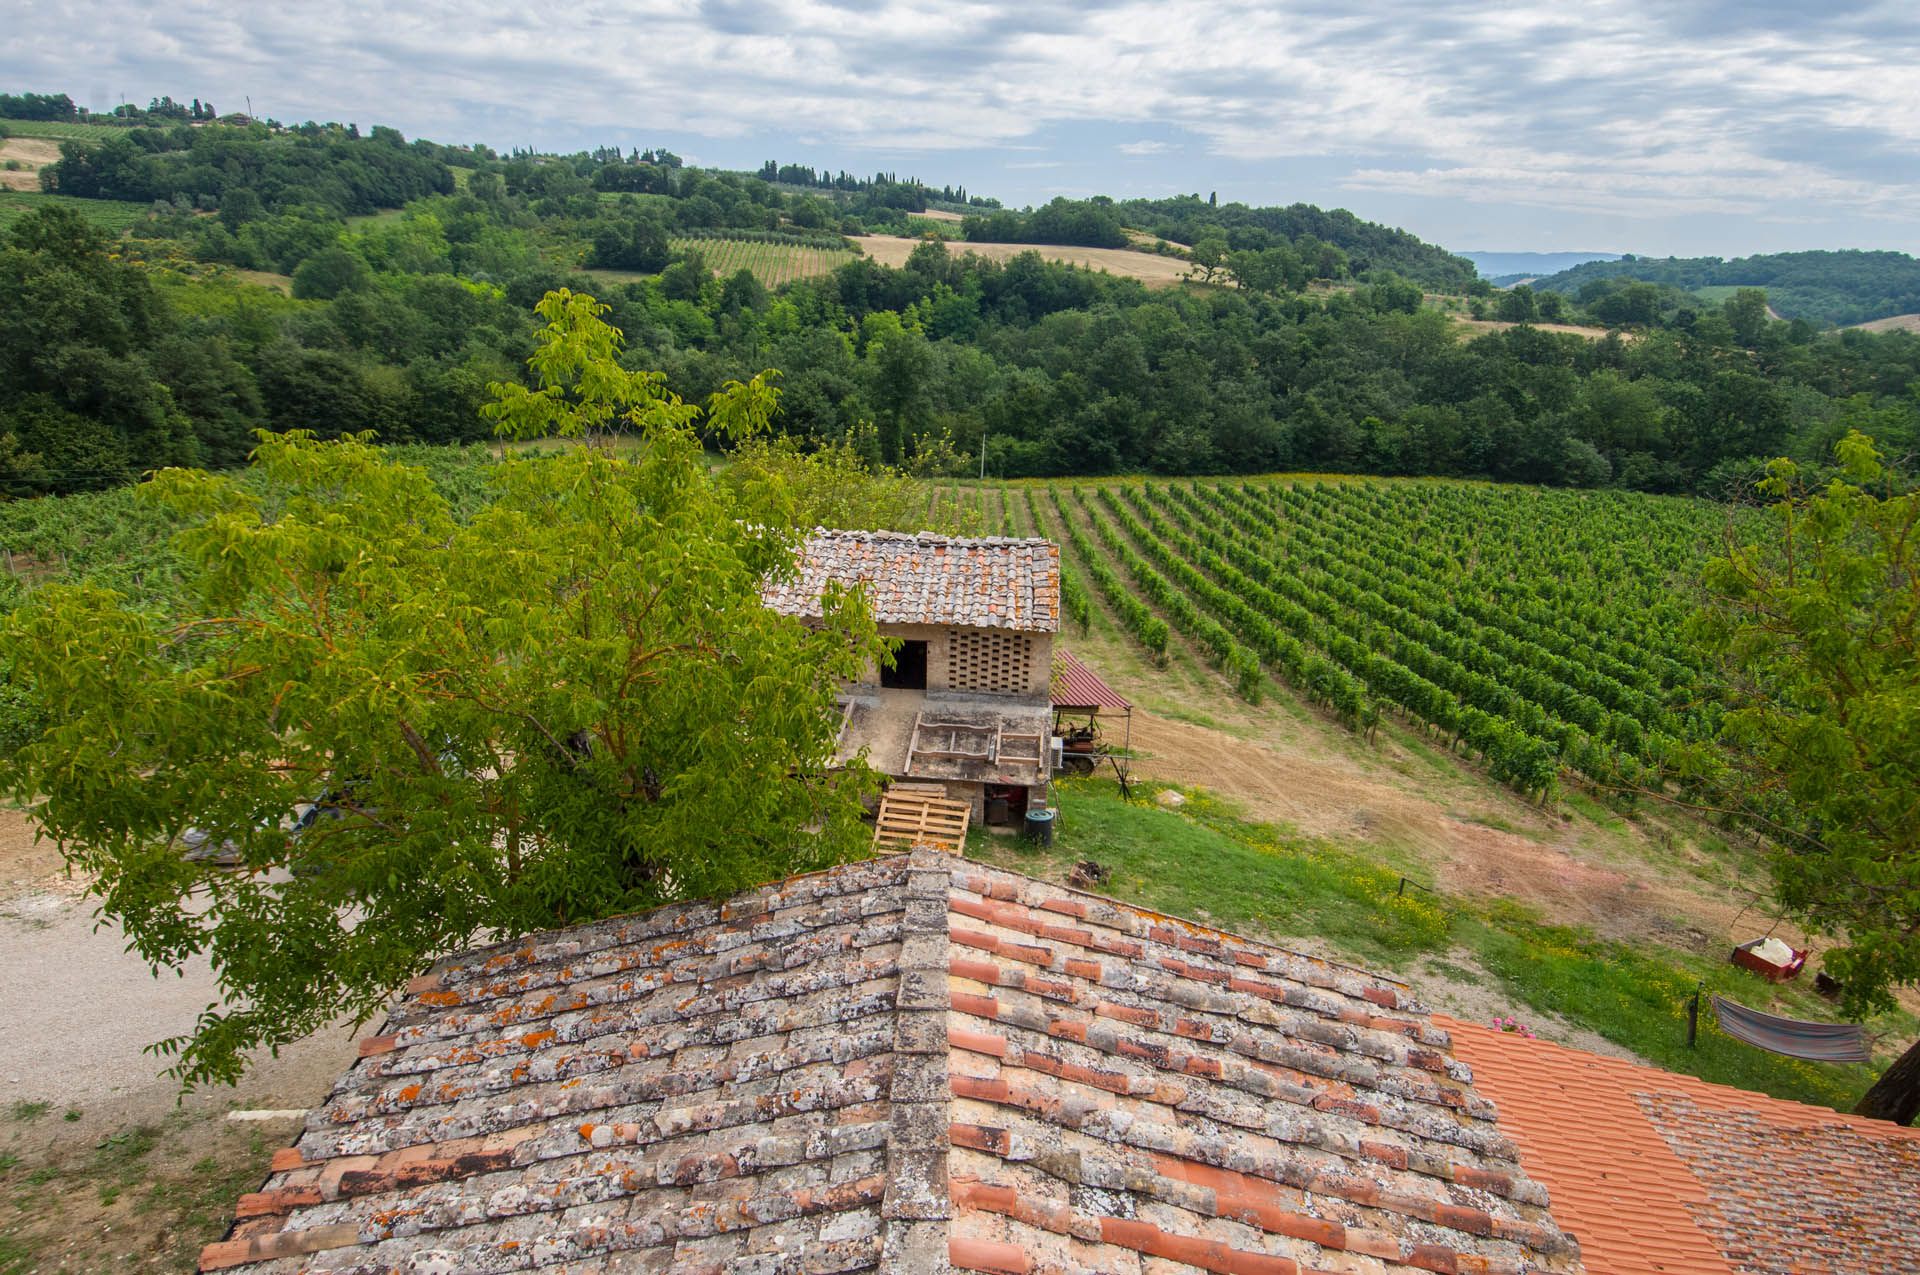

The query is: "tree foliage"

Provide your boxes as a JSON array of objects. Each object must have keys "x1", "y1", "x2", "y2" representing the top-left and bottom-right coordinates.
[
  {"x1": 1693, "y1": 431, "x2": 1920, "y2": 1023},
  {"x1": 0, "y1": 290, "x2": 885, "y2": 1086}
]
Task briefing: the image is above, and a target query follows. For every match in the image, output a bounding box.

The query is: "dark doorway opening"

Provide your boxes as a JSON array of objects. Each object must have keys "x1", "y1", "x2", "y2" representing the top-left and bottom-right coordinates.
[
  {"x1": 882, "y1": 639, "x2": 929, "y2": 689},
  {"x1": 985, "y1": 784, "x2": 1030, "y2": 827}
]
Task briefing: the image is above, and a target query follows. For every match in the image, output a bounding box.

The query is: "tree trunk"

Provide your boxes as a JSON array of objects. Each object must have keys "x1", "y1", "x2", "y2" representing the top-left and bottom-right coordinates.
[{"x1": 1853, "y1": 1036, "x2": 1920, "y2": 1125}]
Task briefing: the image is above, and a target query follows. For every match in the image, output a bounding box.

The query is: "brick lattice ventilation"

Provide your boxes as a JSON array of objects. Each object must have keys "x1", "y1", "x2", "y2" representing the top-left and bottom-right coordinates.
[{"x1": 947, "y1": 629, "x2": 1030, "y2": 694}]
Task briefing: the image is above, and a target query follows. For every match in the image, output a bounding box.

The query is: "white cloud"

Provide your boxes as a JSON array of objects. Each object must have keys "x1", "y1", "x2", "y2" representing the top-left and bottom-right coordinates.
[{"x1": 9, "y1": 0, "x2": 1920, "y2": 239}]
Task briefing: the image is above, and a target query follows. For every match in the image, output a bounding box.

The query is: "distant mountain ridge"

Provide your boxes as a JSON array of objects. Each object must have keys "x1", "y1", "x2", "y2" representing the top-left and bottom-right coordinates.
[
  {"x1": 1461, "y1": 250, "x2": 1621, "y2": 280},
  {"x1": 1525, "y1": 249, "x2": 1920, "y2": 327}
]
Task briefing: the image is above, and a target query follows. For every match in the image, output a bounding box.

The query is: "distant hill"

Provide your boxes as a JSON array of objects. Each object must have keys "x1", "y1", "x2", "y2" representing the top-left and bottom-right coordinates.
[
  {"x1": 1527, "y1": 250, "x2": 1920, "y2": 327},
  {"x1": 1115, "y1": 195, "x2": 1478, "y2": 290},
  {"x1": 1462, "y1": 250, "x2": 1621, "y2": 281}
]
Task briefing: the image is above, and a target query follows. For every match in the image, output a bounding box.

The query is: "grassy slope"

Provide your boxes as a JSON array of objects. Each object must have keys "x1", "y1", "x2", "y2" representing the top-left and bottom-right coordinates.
[{"x1": 973, "y1": 778, "x2": 1897, "y2": 1112}]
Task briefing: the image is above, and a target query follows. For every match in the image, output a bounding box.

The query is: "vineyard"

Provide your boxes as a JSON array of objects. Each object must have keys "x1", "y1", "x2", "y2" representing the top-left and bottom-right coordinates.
[
  {"x1": 6, "y1": 457, "x2": 1733, "y2": 804},
  {"x1": 0, "y1": 117, "x2": 121, "y2": 140},
  {"x1": 970, "y1": 476, "x2": 1730, "y2": 802},
  {"x1": 0, "y1": 190, "x2": 151, "y2": 234},
  {"x1": 670, "y1": 235, "x2": 857, "y2": 288}
]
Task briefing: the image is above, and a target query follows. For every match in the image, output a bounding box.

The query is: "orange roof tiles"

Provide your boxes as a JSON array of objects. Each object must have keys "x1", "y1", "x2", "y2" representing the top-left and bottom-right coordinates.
[
  {"x1": 201, "y1": 851, "x2": 1581, "y2": 1273},
  {"x1": 1443, "y1": 1016, "x2": 1920, "y2": 1275},
  {"x1": 762, "y1": 530, "x2": 1062, "y2": 633}
]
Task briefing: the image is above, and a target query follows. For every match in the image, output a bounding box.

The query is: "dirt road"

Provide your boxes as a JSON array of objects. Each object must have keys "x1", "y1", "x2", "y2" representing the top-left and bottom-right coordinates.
[{"x1": 1122, "y1": 705, "x2": 1787, "y2": 957}]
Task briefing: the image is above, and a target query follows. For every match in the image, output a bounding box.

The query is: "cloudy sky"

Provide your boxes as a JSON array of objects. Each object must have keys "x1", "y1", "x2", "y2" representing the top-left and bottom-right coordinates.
[{"x1": 14, "y1": 0, "x2": 1920, "y2": 256}]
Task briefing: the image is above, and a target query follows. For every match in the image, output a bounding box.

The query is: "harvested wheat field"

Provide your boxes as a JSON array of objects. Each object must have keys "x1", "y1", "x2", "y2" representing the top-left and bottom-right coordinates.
[
  {"x1": 1849, "y1": 313, "x2": 1920, "y2": 334},
  {"x1": 0, "y1": 137, "x2": 61, "y2": 191},
  {"x1": 858, "y1": 234, "x2": 1194, "y2": 286}
]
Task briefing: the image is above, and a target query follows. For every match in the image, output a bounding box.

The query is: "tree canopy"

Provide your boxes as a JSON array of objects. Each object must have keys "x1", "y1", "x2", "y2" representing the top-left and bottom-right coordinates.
[
  {"x1": 1693, "y1": 431, "x2": 1920, "y2": 1121},
  {"x1": 0, "y1": 290, "x2": 886, "y2": 1086}
]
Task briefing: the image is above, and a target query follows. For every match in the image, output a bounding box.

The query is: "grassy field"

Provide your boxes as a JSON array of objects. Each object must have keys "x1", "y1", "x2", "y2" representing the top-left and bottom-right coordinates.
[
  {"x1": 1850, "y1": 313, "x2": 1920, "y2": 334},
  {"x1": 973, "y1": 777, "x2": 1902, "y2": 1112},
  {"x1": 0, "y1": 190, "x2": 148, "y2": 234},
  {"x1": 1692, "y1": 285, "x2": 1755, "y2": 303}
]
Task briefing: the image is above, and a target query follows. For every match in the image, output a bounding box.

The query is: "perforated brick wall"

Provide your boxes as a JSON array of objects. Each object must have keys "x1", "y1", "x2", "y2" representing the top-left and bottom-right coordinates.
[{"x1": 946, "y1": 629, "x2": 1032, "y2": 695}]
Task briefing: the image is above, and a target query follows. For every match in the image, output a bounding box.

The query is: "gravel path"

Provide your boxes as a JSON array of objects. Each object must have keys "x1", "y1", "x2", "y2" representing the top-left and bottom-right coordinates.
[
  {"x1": 0, "y1": 812, "x2": 359, "y2": 1127},
  {"x1": 0, "y1": 892, "x2": 351, "y2": 1115}
]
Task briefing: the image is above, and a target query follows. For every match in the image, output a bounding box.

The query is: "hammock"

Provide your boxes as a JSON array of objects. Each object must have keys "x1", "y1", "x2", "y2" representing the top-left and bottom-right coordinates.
[{"x1": 1711, "y1": 995, "x2": 1870, "y2": 1063}]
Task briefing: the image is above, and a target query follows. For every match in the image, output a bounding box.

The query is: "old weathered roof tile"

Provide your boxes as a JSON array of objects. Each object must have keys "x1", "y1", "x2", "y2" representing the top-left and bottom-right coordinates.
[
  {"x1": 202, "y1": 853, "x2": 1580, "y2": 1273},
  {"x1": 762, "y1": 530, "x2": 1061, "y2": 633}
]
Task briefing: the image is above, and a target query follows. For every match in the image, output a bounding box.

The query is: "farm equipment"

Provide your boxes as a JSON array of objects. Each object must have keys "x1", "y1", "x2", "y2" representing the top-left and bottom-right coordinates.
[
  {"x1": 1056, "y1": 718, "x2": 1106, "y2": 775},
  {"x1": 1049, "y1": 649, "x2": 1132, "y2": 793}
]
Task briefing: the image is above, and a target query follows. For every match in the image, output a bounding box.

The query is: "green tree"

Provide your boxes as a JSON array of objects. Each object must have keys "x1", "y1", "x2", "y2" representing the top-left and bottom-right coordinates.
[
  {"x1": 1496, "y1": 285, "x2": 1538, "y2": 324},
  {"x1": 0, "y1": 290, "x2": 885, "y2": 1087},
  {"x1": 1186, "y1": 234, "x2": 1228, "y2": 285},
  {"x1": 1723, "y1": 287, "x2": 1771, "y2": 347},
  {"x1": 290, "y1": 245, "x2": 370, "y2": 299},
  {"x1": 1693, "y1": 431, "x2": 1920, "y2": 1123},
  {"x1": 588, "y1": 216, "x2": 670, "y2": 272}
]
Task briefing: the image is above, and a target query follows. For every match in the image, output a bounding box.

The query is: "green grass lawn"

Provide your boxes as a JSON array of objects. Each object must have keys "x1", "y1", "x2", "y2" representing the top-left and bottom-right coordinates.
[{"x1": 970, "y1": 776, "x2": 1903, "y2": 1112}]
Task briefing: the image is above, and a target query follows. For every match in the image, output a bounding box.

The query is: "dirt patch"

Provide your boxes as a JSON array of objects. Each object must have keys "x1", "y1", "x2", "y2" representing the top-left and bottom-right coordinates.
[
  {"x1": 1454, "y1": 318, "x2": 1627, "y2": 343},
  {"x1": 0, "y1": 862, "x2": 362, "y2": 1272},
  {"x1": 1121, "y1": 705, "x2": 1784, "y2": 956},
  {"x1": 909, "y1": 208, "x2": 964, "y2": 224},
  {"x1": 0, "y1": 1032, "x2": 353, "y2": 1274},
  {"x1": 0, "y1": 137, "x2": 60, "y2": 191},
  {"x1": 232, "y1": 268, "x2": 294, "y2": 294},
  {"x1": 0, "y1": 806, "x2": 65, "y2": 901},
  {"x1": 858, "y1": 235, "x2": 1195, "y2": 287}
]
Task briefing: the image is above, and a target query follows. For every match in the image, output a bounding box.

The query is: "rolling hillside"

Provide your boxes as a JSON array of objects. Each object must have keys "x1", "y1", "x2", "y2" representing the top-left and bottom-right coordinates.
[{"x1": 1526, "y1": 249, "x2": 1920, "y2": 326}]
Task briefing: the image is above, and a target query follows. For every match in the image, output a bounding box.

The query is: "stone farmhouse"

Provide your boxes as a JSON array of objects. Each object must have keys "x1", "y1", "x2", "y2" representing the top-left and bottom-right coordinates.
[{"x1": 761, "y1": 530, "x2": 1061, "y2": 829}]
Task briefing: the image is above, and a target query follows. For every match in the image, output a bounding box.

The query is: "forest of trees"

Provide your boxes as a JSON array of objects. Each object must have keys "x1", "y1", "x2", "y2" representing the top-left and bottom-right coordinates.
[
  {"x1": 4, "y1": 98, "x2": 1920, "y2": 498},
  {"x1": 1530, "y1": 250, "x2": 1920, "y2": 327}
]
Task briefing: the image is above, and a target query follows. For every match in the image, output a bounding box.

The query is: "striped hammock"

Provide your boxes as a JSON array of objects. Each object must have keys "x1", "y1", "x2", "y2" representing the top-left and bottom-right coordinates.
[{"x1": 1712, "y1": 995, "x2": 1869, "y2": 1063}]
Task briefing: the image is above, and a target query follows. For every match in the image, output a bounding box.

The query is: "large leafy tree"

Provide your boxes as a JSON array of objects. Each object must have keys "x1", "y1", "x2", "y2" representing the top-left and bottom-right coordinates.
[
  {"x1": 1694, "y1": 431, "x2": 1920, "y2": 1123},
  {"x1": 0, "y1": 290, "x2": 884, "y2": 1086}
]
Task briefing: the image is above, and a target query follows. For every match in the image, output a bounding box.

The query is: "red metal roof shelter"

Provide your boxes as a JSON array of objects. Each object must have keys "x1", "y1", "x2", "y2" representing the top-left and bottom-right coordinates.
[{"x1": 1049, "y1": 647, "x2": 1131, "y2": 711}]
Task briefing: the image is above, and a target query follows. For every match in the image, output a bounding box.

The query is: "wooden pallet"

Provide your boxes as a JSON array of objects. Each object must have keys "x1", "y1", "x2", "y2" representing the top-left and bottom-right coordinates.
[{"x1": 873, "y1": 786, "x2": 971, "y2": 854}]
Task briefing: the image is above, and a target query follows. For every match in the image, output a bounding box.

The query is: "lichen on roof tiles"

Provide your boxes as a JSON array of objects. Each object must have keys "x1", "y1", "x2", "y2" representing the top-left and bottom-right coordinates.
[
  {"x1": 202, "y1": 852, "x2": 1581, "y2": 1274},
  {"x1": 761, "y1": 530, "x2": 1062, "y2": 633}
]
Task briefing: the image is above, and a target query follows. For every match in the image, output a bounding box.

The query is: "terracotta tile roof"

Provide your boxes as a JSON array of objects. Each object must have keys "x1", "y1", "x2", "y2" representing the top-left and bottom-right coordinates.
[
  {"x1": 1443, "y1": 1016, "x2": 1920, "y2": 1275},
  {"x1": 762, "y1": 530, "x2": 1061, "y2": 633},
  {"x1": 202, "y1": 852, "x2": 1580, "y2": 1274}
]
